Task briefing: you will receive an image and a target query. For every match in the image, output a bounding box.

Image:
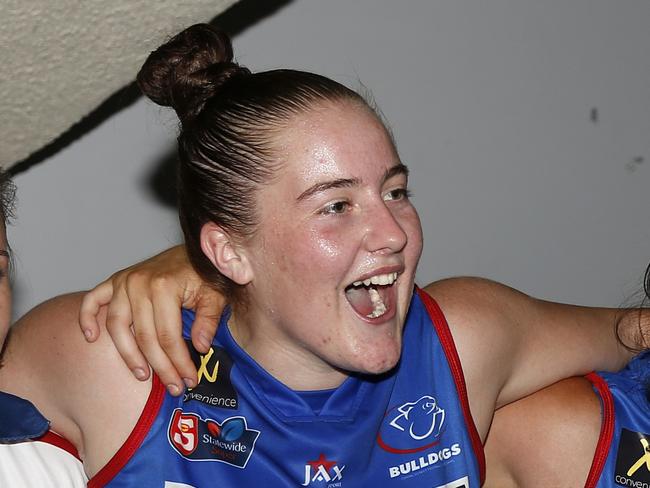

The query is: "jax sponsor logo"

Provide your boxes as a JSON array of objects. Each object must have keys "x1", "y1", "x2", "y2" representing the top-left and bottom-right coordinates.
[
  {"x1": 168, "y1": 408, "x2": 260, "y2": 468},
  {"x1": 388, "y1": 443, "x2": 463, "y2": 479},
  {"x1": 615, "y1": 428, "x2": 650, "y2": 487},
  {"x1": 377, "y1": 395, "x2": 446, "y2": 453},
  {"x1": 301, "y1": 453, "x2": 345, "y2": 487},
  {"x1": 183, "y1": 343, "x2": 238, "y2": 409}
]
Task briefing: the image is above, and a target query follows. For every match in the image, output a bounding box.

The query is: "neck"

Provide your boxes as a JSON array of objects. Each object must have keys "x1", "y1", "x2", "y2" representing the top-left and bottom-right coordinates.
[{"x1": 228, "y1": 309, "x2": 348, "y2": 391}]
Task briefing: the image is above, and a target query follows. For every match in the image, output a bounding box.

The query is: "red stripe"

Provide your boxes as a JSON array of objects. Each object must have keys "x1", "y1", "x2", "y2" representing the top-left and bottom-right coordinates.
[
  {"x1": 88, "y1": 374, "x2": 166, "y2": 488},
  {"x1": 416, "y1": 287, "x2": 486, "y2": 485},
  {"x1": 584, "y1": 372, "x2": 615, "y2": 488},
  {"x1": 37, "y1": 430, "x2": 81, "y2": 460}
]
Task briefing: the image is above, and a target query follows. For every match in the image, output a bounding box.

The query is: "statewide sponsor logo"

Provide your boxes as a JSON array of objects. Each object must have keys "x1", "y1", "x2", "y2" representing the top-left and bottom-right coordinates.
[
  {"x1": 168, "y1": 408, "x2": 260, "y2": 468},
  {"x1": 615, "y1": 428, "x2": 650, "y2": 487},
  {"x1": 183, "y1": 343, "x2": 238, "y2": 409},
  {"x1": 387, "y1": 443, "x2": 463, "y2": 479},
  {"x1": 301, "y1": 453, "x2": 345, "y2": 487},
  {"x1": 377, "y1": 395, "x2": 446, "y2": 453}
]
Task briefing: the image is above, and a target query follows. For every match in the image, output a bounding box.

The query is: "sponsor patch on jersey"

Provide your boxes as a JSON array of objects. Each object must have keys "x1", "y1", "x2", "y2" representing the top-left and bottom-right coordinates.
[
  {"x1": 183, "y1": 342, "x2": 238, "y2": 410},
  {"x1": 168, "y1": 408, "x2": 260, "y2": 468},
  {"x1": 300, "y1": 453, "x2": 345, "y2": 486},
  {"x1": 614, "y1": 428, "x2": 650, "y2": 486},
  {"x1": 434, "y1": 476, "x2": 469, "y2": 488},
  {"x1": 377, "y1": 395, "x2": 446, "y2": 453}
]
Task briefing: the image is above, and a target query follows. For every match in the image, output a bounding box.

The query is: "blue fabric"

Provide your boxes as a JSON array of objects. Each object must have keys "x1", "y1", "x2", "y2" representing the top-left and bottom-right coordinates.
[
  {"x1": 0, "y1": 390, "x2": 49, "y2": 442},
  {"x1": 592, "y1": 351, "x2": 650, "y2": 487},
  {"x1": 102, "y1": 292, "x2": 481, "y2": 487}
]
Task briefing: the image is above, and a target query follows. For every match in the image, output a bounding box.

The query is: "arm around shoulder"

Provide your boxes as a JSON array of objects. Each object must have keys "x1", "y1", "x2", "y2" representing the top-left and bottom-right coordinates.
[{"x1": 422, "y1": 277, "x2": 627, "y2": 437}]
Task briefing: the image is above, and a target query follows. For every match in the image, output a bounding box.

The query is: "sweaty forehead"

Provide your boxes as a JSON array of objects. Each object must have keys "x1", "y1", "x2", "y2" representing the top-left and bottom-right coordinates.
[{"x1": 278, "y1": 102, "x2": 398, "y2": 179}]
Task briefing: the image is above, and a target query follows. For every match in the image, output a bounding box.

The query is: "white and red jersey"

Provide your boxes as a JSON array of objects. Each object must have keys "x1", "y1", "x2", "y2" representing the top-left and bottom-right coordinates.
[{"x1": 0, "y1": 392, "x2": 87, "y2": 487}]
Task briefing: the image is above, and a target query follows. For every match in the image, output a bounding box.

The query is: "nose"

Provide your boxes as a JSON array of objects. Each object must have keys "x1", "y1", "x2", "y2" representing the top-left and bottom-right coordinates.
[{"x1": 363, "y1": 202, "x2": 408, "y2": 254}]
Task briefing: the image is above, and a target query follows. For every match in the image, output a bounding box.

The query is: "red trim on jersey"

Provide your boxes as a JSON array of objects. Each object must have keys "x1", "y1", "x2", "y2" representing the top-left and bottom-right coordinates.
[
  {"x1": 88, "y1": 374, "x2": 166, "y2": 488},
  {"x1": 416, "y1": 287, "x2": 486, "y2": 485},
  {"x1": 584, "y1": 372, "x2": 615, "y2": 488},
  {"x1": 37, "y1": 430, "x2": 81, "y2": 460}
]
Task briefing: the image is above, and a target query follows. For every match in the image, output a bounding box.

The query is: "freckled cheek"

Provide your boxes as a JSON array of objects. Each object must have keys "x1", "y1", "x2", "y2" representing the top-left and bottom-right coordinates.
[
  {"x1": 283, "y1": 225, "x2": 349, "y2": 273},
  {"x1": 270, "y1": 226, "x2": 351, "y2": 314}
]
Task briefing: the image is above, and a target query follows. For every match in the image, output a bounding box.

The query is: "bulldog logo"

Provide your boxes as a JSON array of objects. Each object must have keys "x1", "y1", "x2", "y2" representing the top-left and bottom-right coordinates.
[
  {"x1": 377, "y1": 395, "x2": 446, "y2": 453},
  {"x1": 389, "y1": 395, "x2": 445, "y2": 440}
]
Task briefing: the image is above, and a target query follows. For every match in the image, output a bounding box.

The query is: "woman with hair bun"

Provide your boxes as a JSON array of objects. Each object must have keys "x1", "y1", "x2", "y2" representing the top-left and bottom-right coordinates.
[{"x1": 1, "y1": 24, "x2": 646, "y2": 487}]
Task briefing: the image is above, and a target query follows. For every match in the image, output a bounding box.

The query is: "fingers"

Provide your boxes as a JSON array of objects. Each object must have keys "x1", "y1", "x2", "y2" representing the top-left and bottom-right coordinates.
[
  {"x1": 131, "y1": 298, "x2": 184, "y2": 396},
  {"x1": 190, "y1": 288, "x2": 224, "y2": 353},
  {"x1": 78, "y1": 245, "x2": 221, "y2": 397},
  {"x1": 150, "y1": 278, "x2": 198, "y2": 390},
  {"x1": 104, "y1": 283, "x2": 151, "y2": 381},
  {"x1": 123, "y1": 271, "x2": 187, "y2": 395},
  {"x1": 79, "y1": 280, "x2": 114, "y2": 342}
]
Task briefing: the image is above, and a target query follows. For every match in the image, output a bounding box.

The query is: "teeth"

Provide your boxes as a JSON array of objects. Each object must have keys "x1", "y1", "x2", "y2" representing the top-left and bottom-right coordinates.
[
  {"x1": 366, "y1": 288, "x2": 388, "y2": 318},
  {"x1": 352, "y1": 272, "x2": 398, "y2": 288}
]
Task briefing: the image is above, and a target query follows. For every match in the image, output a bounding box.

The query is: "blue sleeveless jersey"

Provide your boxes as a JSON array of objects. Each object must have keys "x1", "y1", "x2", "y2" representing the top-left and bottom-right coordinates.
[
  {"x1": 89, "y1": 288, "x2": 484, "y2": 487},
  {"x1": 586, "y1": 351, "x2": 650, "y2": 488}
]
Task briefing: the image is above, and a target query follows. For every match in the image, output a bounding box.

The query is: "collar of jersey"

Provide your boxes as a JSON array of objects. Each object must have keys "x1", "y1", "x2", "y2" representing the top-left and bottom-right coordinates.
[
  {"x1": 213, "y1": 306, "x2": 376, "y2": 423},
  {"x1": 0, "y1": 390, "x2": 49, "y2": 442}
]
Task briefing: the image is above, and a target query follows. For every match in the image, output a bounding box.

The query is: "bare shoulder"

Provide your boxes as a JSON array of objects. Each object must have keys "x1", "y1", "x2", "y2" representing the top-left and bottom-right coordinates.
[
  {"x1": 422, "y1": 277, "x2": 535, "y2": 343},
  {"x1": 423, "y1": 276, "x2": 533, "y2": 320},
  {"x1": 0, "y1": 292, "x2": 151, "y2": 476},
  {"x1": 421, "y1": 277, "x2": 535, "y2": 435},
  {"x1": 1, "y1": 293, "x2": 91, "y2": 411},
  {"x1": 484, "y1": 376, "x2": 601, "y2": 488}
]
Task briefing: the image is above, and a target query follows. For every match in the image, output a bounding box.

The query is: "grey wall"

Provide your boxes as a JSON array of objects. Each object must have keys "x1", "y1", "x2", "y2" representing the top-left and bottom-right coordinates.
[{"x1": 10, "y1": 0, "x2": 650, "y2": 320}]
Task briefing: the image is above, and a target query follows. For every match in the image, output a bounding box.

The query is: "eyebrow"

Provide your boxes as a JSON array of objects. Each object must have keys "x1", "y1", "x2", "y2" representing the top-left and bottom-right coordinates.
[
  {"x1": 296, "y1": 163, "x2": 409, "y2": 202},
  {"x1": 384, "y1": 163, "x2": 409, "y2": 182},
  {"x1": 296, "y1": 177, "x2": 360, "y2": 202}
]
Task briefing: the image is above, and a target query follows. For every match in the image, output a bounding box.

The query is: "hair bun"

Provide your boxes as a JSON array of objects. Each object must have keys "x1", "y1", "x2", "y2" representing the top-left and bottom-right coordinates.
[{"x1": 137, "y1": 24, "x2": 249, "y2": 124}]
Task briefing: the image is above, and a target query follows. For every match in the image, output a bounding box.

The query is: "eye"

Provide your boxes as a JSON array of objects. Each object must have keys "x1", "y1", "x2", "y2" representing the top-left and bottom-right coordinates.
[
  {"x1": 319, "y1": 200, "x2": 350, "y2": 215},
  {"x1": 383, "y1": 188, "x2": 411, "y2": 202}
]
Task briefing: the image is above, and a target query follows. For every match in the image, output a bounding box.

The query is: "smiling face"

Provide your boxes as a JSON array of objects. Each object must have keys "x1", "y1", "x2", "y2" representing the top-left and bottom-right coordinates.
[{"x1": 226, "y1": 101, "x2": 423, "y2": 388}]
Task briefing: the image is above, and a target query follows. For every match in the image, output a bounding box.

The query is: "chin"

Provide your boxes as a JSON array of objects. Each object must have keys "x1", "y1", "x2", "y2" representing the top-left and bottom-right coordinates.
[{"x1": 349, "y1": 342, "x2": 402, "y2": 376}]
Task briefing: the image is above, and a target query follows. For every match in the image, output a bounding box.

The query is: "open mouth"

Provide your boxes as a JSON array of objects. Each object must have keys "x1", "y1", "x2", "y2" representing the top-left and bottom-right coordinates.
[{"x1": 344, "y1": 272, "x2": 398, "y2": 320}]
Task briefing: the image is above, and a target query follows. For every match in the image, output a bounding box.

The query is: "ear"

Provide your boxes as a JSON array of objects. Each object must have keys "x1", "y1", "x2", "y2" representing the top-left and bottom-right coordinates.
[{"x1": 200, "y1": 222, "x2": 253, "y2": 285}]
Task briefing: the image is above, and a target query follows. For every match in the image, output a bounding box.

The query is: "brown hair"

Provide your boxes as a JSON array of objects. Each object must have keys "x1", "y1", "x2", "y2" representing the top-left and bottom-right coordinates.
[
  {"x1": 137, "y1": 24, "x2": 368, "y2": 298},
  {"x1": 0, "y1": 169, "x2": 16, "y2": 227},
  {"x1": 615, "y1": 262, "x2": 650, "y2": 354}
]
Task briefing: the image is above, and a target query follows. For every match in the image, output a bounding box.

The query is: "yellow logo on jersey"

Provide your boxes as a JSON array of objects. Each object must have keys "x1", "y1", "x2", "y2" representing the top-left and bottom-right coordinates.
[
  {"x1": 628, "y1": 438, "x2": 650, "y2": 476},
  {"x1": 196, "y1": 347, "x2": 219, "y2": 384}
]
